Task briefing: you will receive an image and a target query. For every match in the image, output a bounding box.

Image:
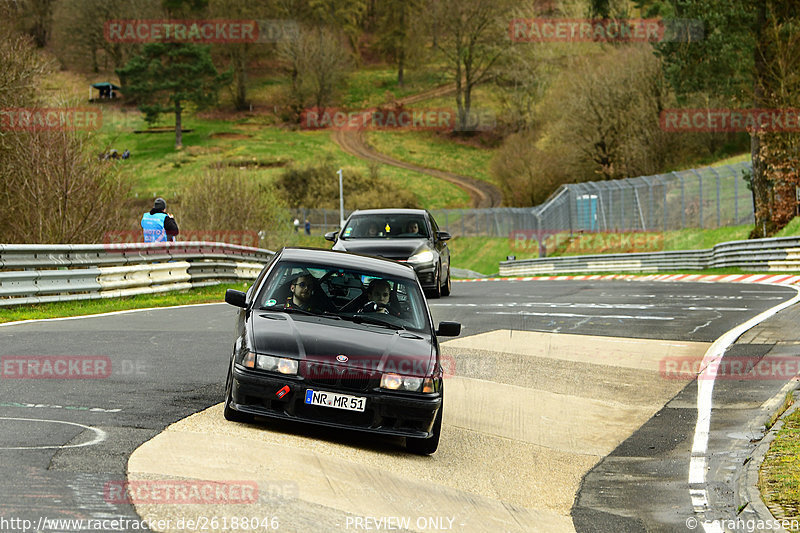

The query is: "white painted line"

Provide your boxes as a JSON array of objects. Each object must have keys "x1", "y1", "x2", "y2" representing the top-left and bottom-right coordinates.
[
  {"x1": 476, "y1": 311, "x2": 673, "y2": 320},
  {"x1": 688, "y1": 283, "x2": 800, "y2": 526},
  {"x1": 0, "y1": 401, "x2": 121, "y2": 413},
  {"x1": 0, "y1": 302, "x2": 228, "y2": 327},
  {"x1": 0, "y1": 417, "x2": 107, "y2": 450}
]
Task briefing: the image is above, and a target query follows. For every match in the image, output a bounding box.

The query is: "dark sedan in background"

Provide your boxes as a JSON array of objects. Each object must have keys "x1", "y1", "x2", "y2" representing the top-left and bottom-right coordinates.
[
  {"x1": 223, "y1": 247, "x2": 461, "y2": 454},
  {"x1": 325, "y1": 208, "x2": 452, "y2": 298}
]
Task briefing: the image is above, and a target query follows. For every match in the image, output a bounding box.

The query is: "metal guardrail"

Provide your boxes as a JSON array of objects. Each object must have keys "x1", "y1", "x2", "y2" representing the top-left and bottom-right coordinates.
[
  {"x1": 499, "y1": 236, "x2": 800, "y2": 276},
  {"x1": 0, "y1": 242, "x2": 274, "y2": 307}
]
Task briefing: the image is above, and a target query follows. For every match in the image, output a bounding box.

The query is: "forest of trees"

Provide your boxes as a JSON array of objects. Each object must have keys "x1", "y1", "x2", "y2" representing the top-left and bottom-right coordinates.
[{"x1": 1, "y1": 0, "x2": 799, "y2": 242}]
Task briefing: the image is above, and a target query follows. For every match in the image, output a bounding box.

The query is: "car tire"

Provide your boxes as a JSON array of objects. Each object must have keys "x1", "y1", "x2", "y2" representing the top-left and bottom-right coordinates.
[
  {"x1": 223, "y1": 364, "x2": 253, "y2": 423},
  {"x1": 440, "y1": 266, "x2": 451, "y2": 297},
  {"x1": 428, "y1": 266, "x2": 441, "y2": 299},
  {"x1": 406, "y1": 404, "x2": 443, "y2": 455}
]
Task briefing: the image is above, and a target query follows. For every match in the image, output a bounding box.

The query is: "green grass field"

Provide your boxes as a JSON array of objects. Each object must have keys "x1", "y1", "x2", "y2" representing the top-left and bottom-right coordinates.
[
  {"x1": 364, "y1": 130, "x2": 497, "y2": 185},
  {"x1": 97, "y1": 108, "x2": 469, "y2": 210}
]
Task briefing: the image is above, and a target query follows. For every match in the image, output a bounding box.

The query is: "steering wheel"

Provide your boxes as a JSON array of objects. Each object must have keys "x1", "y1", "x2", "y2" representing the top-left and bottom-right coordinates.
[{"x1": 358, "y1": 301, "x2": 388, "y2": 314}]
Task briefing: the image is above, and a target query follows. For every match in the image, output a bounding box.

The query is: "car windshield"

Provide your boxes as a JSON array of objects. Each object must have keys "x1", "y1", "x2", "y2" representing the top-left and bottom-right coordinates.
[
  {"x1": 255, "y1": 262, "x2": 429, "y2": 332},
  {"x1": 340, "y1": 214, "x2": 428, "y2": 239}
]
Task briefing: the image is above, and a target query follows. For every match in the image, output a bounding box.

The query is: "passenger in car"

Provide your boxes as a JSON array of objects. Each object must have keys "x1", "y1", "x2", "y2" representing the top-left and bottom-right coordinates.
[
  {"x1": 406, "y1": 221, "x2": 420, "y2": 235},
  {"x1": 284, "y1": 274, "x2": 320, "y2": 312}
]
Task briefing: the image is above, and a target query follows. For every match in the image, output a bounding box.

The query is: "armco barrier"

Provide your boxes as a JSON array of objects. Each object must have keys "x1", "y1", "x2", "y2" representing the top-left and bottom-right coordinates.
[
  {"x1": 499, "y1": 236, "x2": 800, "y2": 276},
  {"x1": 0, "y1": 242, "x2": 274, "y2": 307}
]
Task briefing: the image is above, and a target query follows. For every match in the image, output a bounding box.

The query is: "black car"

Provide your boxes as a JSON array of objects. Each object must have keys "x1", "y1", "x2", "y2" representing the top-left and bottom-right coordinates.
[
  {"x1": 325, "y1": 208, "x2": 452, "y2": 298},
  {"x1": 223, "y1": 247, "x2": 461, "y2": 454}
]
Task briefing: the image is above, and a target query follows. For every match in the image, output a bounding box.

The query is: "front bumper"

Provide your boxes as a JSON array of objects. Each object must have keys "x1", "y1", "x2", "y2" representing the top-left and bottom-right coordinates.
[
  {"x1": 229, "y1": 364, "x2": 442, "y2": 438},
  {"x1": 403, "y1": 261, "x2": 436, "y2": 290}
]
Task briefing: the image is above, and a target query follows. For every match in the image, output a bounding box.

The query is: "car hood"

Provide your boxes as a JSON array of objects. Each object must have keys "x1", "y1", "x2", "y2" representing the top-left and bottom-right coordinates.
[
  {"x1": 249, "y1": 312, "x2": 435, "y2": 376},
  {"x1": 332, "y1": 238, "x2": 429, "y2": 260}
]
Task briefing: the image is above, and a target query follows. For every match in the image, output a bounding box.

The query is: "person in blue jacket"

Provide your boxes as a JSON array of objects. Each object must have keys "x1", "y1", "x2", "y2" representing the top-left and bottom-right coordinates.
[{"x1": 141, "y1": 197, "x2": 179, "y2": 242}]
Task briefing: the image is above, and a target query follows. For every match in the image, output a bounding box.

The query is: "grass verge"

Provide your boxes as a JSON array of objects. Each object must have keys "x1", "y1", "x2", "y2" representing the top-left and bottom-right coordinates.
[
  {"x1": 759, "y1": 397, "x2": 800, "y2": 529},
  {"x1": 0, "y1": 282, "x2": 250, "y2": 324}
]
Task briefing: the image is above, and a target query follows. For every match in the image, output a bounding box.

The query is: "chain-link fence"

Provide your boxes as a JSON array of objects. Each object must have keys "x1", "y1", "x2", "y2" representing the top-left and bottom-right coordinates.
[
  {"x1": 292, "y1": 161, "x2": 754, "y2": 239},
  {"x1": 432, "y1": 162, "x2": 754, "y2": 237}
]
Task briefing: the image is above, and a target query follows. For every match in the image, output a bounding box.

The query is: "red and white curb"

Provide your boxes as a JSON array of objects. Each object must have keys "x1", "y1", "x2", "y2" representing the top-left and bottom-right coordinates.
[{"x1": 455, "y1": 273, "x2": 800, "y2": 285}]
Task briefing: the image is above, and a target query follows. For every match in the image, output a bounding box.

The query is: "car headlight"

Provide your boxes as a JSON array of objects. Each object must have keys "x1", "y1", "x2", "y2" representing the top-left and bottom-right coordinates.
[
  {"x1": 254, "y1": 354, "x2": 298, "y2": 375},
  {"x1": 407, "y1": 250, "x2": 434, "y2": 264},
  {"x1": 380, "y1": 373, "x2": 430, "y2": 392}
]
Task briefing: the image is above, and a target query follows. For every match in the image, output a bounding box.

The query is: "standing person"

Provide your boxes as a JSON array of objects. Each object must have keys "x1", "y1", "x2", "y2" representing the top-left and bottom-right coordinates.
[
  {"x1": 293, "y1": 217, "x2": 300, "y2": 232},
  {"x1": 304, "y1": 218, "x2": 311, "y2": 235},
  {"x1": 141, "y1": 197, "x2": 179, "y2": 242}
]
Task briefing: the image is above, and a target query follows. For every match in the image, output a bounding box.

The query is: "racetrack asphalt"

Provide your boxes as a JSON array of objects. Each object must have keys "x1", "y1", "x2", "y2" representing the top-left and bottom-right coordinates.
[{"x1": 0, "y1": 280, "x2": 796, "y2": 532}]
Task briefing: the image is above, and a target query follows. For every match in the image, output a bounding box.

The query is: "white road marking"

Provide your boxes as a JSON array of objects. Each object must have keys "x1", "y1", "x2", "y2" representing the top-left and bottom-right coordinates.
[
  {"x1": 476, "y1": 311, "x2": 673, "y2": 320},
  {"x1": 431, "y1": 302, "x2": 749, "y2": 311},
  {"x1": 688, "y1": 284, "x2": 800, "y2": 531},
  {"x1": 0, "y1": 401, "x2": 121, "y2": 413},
  {"x1": 0, "y1": 302, "x2": 227, "y2": 327},
  {"x1": 0, "y1": 417, "x2": 107, "y2": 450}
]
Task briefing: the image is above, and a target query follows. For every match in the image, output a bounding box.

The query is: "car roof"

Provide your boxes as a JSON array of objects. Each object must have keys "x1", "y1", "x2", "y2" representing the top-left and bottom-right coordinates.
[
  {"x1": 277, "y1": 247, "x2": 417, "y2": 279},
  {"x1": 347, "y1": 208, "x2": 428, "y2": 217}
]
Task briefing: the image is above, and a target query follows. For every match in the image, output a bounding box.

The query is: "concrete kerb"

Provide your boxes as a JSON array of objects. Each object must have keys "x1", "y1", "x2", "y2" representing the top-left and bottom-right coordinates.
[{"x1": 736, "y1": 390, "x2": 800, "y2": 533}]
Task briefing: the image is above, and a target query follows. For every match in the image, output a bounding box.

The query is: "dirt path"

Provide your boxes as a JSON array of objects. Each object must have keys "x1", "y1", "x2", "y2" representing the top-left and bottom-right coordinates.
[{"x1": 331, "y1": 84, "x2": 504, "y2": 208}]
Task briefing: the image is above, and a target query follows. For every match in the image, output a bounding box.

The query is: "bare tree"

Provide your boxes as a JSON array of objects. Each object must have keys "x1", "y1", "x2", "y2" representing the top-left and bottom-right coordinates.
[
  {"x1": 51, "y1": 0, "x2": 161, "y2": 74},
  {"x1": 0, "y1": 127, "x2": 129, "y2": 243},
  {"x1": 0, "y1": 23, "x2": 128, "y2": 243},
  {"x1": 432, "y1": 0, "x2": 514, "y2": 131},
  {"x1": 277, "y1": 25, "x2": 352, "y2": 114}
]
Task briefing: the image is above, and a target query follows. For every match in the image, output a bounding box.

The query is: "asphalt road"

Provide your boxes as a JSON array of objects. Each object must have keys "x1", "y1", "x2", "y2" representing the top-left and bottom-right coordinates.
[{"x1": 0, "y1": 280, "x2": 796, "y2": 532}]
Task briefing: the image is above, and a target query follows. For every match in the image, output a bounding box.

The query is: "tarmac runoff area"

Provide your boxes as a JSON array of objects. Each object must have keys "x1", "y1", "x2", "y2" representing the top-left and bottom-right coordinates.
[{"x1": 127, "y1": 330, "x2": 709, "y2": 533}]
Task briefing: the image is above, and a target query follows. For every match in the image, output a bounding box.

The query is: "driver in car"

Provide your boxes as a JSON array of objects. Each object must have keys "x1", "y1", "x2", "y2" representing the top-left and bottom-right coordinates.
[
  {"x1": 285, "y1": 274, "x2": 319, "y2": 312},
  {"x1": 365, "y1": 279, "x2": 398, "y2": 316}
]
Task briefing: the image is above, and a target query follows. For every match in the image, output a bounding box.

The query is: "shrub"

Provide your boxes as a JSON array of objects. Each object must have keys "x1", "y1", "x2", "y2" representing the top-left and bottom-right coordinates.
[
  {"x1": 177, "y1": 166, "x2": 289, "y2": 247},
  {"x1": 275, "y1": 160, "x2": 418, "y2": 210}
]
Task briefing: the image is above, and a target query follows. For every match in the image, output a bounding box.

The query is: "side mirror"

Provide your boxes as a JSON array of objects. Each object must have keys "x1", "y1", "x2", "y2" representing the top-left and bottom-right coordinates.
[
  {"x1": 225, "y1": 289, "x2": 247, "y2": 309},
  {"x1": 435, "y1": 321, "x2": 461, "y2": 337},
  {"x1": 324, "y1": 231, "x2": 338, "y2": 242},
  {"x1": 436, "y1": 231, "x2": 451, "y2": 242}
]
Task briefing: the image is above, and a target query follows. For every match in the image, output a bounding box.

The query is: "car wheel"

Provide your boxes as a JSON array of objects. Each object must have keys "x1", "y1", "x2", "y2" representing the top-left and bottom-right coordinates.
[
  {"x1": 406, "y1": 404, "x2": 442, "y2": 455},
  {"x1": 223, "y1": 364, "x2": 252, "y2": 423},
  {"x1": 428, "y1": 266, "x2": 441, "y2": 299},
  {"x1": 440, "y1": 266, "x2": 451, "y2": 297}
]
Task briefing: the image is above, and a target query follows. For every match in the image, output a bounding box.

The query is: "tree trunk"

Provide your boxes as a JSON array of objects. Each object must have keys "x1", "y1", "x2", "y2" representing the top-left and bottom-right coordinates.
[
  {"x1": 397, "y1": 48, "x2": 405, "y2": 86},
  {"x1": 750, "y1": 1, "x2": 769, "y2": 237},
  {"x1": 233, "y1": 45, "x2": 249, "y2": 110},
  {"x1": 175, "y1": 99, "x2": 183, "y2": 149}
]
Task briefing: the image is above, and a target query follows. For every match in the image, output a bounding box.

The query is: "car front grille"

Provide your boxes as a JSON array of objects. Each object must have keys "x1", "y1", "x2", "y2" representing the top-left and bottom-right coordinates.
[{"x1": 303, "y1": 362, "x2": 374, "y2": 392}]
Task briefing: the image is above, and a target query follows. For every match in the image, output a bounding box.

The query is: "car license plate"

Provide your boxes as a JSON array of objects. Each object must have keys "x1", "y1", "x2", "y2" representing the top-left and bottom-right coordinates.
[{"x1": 304, "y1": 389, "x2": 366, "y2": 412}]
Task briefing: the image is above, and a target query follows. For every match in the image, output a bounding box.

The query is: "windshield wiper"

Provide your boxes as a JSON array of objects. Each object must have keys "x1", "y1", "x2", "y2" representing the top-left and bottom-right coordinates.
[
  {"x1": 260, "y1": 306, "x2": 314, "y2": 315},
  {"x1": 260, "y1": 307, "x2": 342, "y2": 319}
]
